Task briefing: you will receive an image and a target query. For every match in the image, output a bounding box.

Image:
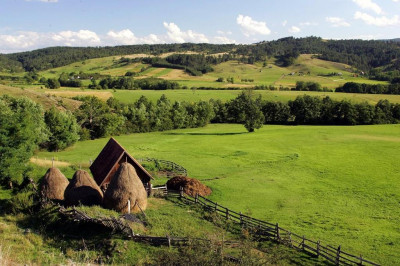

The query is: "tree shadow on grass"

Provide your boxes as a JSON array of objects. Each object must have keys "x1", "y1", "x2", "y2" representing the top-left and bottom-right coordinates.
[{"x1": 164, "y1": 132, "x2": 248, "y2": 136}]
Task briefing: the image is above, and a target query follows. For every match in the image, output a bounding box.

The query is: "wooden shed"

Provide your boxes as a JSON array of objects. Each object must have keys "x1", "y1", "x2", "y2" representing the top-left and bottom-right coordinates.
[{"x1": 90, "y1": 138, "x2": 153, "y2": 192}]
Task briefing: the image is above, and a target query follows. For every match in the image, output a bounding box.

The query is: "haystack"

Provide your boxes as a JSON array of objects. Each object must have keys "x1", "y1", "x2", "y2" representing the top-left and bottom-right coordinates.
[
  {"x1": 167, "y1": 176, "x2": 212, "y2": 197},
  {"x1": 64, "y1": 170, "x2": 103, "y2": 206},
  {"x1": 40, "y1": 167, "x2": 69, "y2": 201},
  {"x1": 103, "y1": 162, "x2": 147, "y2": 214}
]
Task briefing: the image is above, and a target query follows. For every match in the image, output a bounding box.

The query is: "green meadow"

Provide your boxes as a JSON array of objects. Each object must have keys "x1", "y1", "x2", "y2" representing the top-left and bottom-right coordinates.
[{"x1": 37, "y1": 123, "x2": 400, "y2": 265}]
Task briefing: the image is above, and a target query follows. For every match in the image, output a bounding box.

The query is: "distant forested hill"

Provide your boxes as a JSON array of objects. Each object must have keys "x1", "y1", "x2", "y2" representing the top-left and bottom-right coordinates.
[
  {"x1": 235, "y1": 37, "x2": 400, "y2": 71},
  {"x1": 0, "y1": 54, "x2": 24, "y2": 73},
  {"x1": 2, "y1": 37, "x2": 400, "y2": 74},
  {"x1": 4, "y1": 43, "x2": 235, "y2": 72}
]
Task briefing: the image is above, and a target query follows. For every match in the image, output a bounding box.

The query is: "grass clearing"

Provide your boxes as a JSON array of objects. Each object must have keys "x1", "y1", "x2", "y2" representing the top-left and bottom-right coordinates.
[{"x1": 36, "y1": 124, "x2": 400, "y2": 265}]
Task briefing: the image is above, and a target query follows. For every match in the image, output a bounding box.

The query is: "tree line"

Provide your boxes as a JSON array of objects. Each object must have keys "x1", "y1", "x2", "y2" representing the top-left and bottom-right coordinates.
[{"x1": 336, "y1": 82, "x2": 400, "y2": 95}]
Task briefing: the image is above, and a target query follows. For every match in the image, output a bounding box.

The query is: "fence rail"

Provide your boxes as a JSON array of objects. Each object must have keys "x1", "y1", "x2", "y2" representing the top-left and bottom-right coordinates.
[{"x1": 175, "y1": 188, "x2": 380, "y2": 266}]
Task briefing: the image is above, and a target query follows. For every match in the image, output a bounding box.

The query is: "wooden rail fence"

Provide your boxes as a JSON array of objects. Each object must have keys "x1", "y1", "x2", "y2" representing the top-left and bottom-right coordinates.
[
  {"x1": 58, "y1": 206, "x2": 240, "y2": 262},
  {"x1": 176, "y1": 188, "x2": 380, "y2": 266}
]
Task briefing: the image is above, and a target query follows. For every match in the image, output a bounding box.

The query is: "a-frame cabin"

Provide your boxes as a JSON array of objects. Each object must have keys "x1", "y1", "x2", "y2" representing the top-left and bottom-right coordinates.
[{"x1": 90, "y1": 138, "x2": 153, "y2": 192}]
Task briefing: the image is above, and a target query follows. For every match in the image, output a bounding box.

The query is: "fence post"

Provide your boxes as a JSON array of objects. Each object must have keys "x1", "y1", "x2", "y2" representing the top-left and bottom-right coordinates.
[
  {"x1": 359, "y1": 255, "x2": 363, "y2": 265},
  {"x1": 195, "y1": 193, "x2": 198, "y2": 203},
  {"x1": 240, "y1": 212, "x2": 243, "y2": 225},
  {"x1": 179, "y1": 186, "x2": 183, "y2": 198},
  {"x1": 215, "y1": 202, "x2": 218, "y2": 212},
  {"x1": 336, "y1": 245, "x2": 341, "y2": 265},
  {"x1": 317, "y1": 240, "x2": 320, "y2": 257},
  {"x1": 276, "y1": 223, "x2": 280, "y2": 241},
  {"x1": 288, "y1": 231, "x2": 293, "y2": 247},
  {"x1": 127, "y1": 200, "x2": 131, "y2": 214},
  {"x1": 302, "y1": 236, "x2": 305, "y2": 250},
  {"x1": 225, "y1": 208, "x2": 229, "y2": 219},
  {"x1": 167, "y1": 234, "x2": 171, "y2": 248}
]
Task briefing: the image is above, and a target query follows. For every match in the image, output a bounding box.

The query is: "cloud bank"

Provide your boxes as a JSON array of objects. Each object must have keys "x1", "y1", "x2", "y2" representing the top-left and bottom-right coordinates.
[{"x1": 0, "y1": 22, "x2": 236, "y2": 53}]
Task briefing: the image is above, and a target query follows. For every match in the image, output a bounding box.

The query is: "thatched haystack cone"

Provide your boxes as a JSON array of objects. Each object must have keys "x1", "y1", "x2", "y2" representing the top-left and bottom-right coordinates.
[
  {"x1": 167, "y1": 176, "x2": 212, "y2": 197},
  {"x1": 40, "y1": 167, "x2": 69, "y2": 201},
  {"x1": 64, "y1": 170, "x2": 103, "y2": 206},
  {"x1": 103, "y1": 162, "x2": 147, "y2": 214}
]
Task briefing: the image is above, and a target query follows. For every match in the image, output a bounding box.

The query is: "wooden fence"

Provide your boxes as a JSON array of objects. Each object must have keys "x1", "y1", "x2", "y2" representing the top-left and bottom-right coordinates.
[
  {"x1": 176, "y1": 188, "x2": 380, "y2": 266},
  {"x1": 138, "y1": 157, "x2": 187, "y2": 177},
  {"x1": 58, "y1": 206, "x2": 240, "y2": 262}
]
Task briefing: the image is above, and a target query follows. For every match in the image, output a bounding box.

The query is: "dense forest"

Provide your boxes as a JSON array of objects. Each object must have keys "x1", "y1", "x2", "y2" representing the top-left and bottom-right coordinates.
[{"x1": 2, "y1": 37, "x2": 399, "y2": 76}]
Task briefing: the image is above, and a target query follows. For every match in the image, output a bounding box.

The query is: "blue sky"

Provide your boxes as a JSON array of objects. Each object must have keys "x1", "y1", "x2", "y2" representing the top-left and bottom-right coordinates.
[{"x1": 1, "y1": 0, "x2": 399, "y2": 53}]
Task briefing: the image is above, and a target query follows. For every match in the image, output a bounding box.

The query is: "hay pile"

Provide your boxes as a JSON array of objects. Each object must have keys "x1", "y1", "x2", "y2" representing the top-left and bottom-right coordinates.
[
  {"x1": 40, "y1": 167, "x2": 69, "y2": 201},
  {"x1": 103, "y1": 162, "x2": 147, "y2": 214},
  {"x1": 167, "y1": 176, "x2": 212, "y2": 197},
  {"x1": 64, "y1": 170, "x2": 103, "y2": 206}
]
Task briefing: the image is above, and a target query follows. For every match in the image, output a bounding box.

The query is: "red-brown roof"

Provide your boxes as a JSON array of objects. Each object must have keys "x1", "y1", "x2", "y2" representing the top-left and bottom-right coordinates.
[{"x1": 90, "y1": 138, "x2": 153, "y2": 187}]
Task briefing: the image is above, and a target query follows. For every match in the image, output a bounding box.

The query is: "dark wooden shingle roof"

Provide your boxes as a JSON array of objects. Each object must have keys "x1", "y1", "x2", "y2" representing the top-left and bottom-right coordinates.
[{"x1": 90, "y1": 138, "x2": 153, "y2": 187}]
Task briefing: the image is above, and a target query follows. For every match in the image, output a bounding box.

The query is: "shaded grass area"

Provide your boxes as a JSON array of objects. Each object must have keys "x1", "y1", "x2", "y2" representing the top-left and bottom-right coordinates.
[{"x1": 36, "y1": 124, "x2": 400, "y2": 265}]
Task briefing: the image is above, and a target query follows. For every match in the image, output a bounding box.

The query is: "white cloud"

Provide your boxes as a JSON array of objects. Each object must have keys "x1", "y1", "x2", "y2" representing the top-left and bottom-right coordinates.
[
  {"x1": 52, "y1": 30, "x2": 100, "y2": 45},
  {"x1": 0, "y1": 32, "x2": 40, "y2": 51},
  {"x1": 299, "y1": 22, "x2": 318, "y2": 26},
  {"x1": 213, "y1": 36, "x2": 236, "y2": 44},
  {"x1": 163, "y1": 22, "x2": 209, "y2": 43},
  {"x1": 0, "y1": 22, "x2": 236, "y2": 53},
  {"x1": 236, "y1": 14, "x2": 271, "y2": 36},
  {"x1": 352, "y1": 0, "x2": 382, "y2": 14},
  {"x1": 288, "y1": 26, "x2": 301, "y2": 33},
  {"x1": 326, "y1": 17, "x2": 351, "y2": 27},
  {"x1": 354, "y1": 11, "x2": 400, "y2": 26},
  {"x1": 107, "y1": 29, "x2": 138, "y2": 45},
  {"x1": 282, "y1": 20, "x2": 288, "y2": 27}
]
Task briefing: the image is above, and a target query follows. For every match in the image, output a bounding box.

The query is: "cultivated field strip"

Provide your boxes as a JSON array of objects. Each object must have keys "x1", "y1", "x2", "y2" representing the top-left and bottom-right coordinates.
[{"x1": 175, "y1": 188, "x2": 380, "y2": 266}]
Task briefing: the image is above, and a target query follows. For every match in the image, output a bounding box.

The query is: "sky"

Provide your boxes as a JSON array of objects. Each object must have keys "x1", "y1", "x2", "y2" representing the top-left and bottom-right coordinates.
[{"x1": 1, "y1": 0, "x2": 400, "y2": 53}]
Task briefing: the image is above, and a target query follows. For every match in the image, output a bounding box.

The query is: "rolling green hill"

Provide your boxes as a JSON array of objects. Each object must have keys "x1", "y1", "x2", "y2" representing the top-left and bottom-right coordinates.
[{"x1": 36, "y1": 54, "x2": 387, "y2": 90}]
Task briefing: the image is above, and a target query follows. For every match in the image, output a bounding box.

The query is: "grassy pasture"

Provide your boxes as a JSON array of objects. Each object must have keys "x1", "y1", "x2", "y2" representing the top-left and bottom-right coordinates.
[
  {"x1": 0, "y1": 84, "x2": 81, "y2": 110},
  {"x1": 36, "y1": 124, "x2": 400, "y2": 265}
]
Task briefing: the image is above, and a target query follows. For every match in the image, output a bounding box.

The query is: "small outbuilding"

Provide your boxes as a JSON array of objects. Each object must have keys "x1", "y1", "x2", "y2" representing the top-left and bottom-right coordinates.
[
  {"x1": 40, "y1": 167, "x2": 69, "y2": 201},
  {"x1": 90, "y1": 138, "x2": 153, "y2": 192},
  {"x1": 64, "y1": 170, "x2": 103, "y2": 206}
]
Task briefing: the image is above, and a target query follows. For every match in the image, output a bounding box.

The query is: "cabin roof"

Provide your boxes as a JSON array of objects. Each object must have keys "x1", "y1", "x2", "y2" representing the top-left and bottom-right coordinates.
[{"x1": 90, "y1": 138, "x2": 153, "y2": 187}]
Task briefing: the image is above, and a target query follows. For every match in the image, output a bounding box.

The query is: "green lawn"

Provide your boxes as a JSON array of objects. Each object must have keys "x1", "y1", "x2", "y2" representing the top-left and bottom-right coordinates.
[{"x1": 36, "y1": 123, "x2": 400, "y2": 265}]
